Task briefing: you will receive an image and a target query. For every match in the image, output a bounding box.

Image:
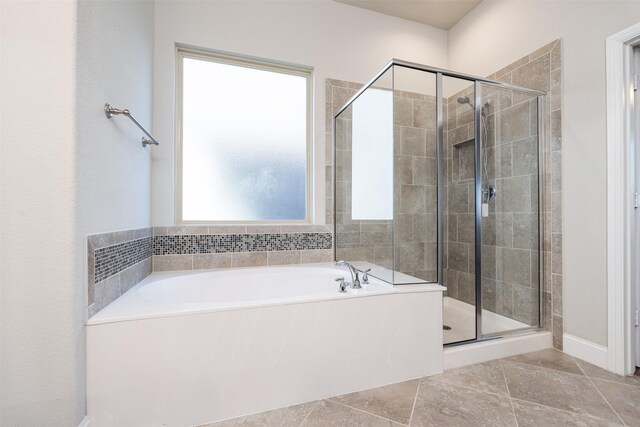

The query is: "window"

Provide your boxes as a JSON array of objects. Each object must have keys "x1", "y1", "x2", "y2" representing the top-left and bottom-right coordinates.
[{"x1": 176, "y1": 48, "x2": 312, "y2": 223}]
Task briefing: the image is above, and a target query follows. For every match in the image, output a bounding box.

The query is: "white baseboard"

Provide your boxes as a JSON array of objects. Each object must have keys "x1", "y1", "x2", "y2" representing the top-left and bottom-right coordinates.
[
  {"x1": 444, "y1": 332, "x2": 552, "y2": 370},
  {"x1": 563, "y1": 333, "x2": 608, "y2": 369},
  {"x1": 78, "y1": 415, "x2": 90, "y2": 427}
]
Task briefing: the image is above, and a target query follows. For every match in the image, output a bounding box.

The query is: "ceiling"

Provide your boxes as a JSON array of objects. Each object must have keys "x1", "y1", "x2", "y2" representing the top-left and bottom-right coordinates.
[{"x1": 333, "y1": 0, "x2": 483, "y2": 30}]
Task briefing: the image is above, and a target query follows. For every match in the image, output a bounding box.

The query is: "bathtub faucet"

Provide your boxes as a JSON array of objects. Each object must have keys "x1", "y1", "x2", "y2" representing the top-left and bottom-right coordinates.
[{"x1": 335, "y1": 260, "x2": 362, "y2": 289}]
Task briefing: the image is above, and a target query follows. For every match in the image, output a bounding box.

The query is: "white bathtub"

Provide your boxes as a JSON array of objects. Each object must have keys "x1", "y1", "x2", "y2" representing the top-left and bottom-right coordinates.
[{"x1": 87, "y1": 263, "x2": 445, "y2": 426}]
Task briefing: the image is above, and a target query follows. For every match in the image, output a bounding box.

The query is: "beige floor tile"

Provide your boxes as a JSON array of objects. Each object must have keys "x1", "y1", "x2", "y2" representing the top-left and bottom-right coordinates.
[
  {"x1": 502, "y1": 360, "x2": 620, "y2": 423},
  {"x1": 512, "y1": 399, "x2": 622, "y2": 427},
  {"x1": 411, "y1": 378, "x2": 516, "y2": 427},
  {"x1": 428, "y1": 360, "x2": 509, "y2": 396},
  {"x1": 301, "y1": 400, "x2": 402, "y2": 426},
  {"x1": 203, "y1": 402, "x2": 316, "y2": 427},
  {"x1": 591, "y1": 378, "x2": 640, "y2": 426},
  {"x1": 506, "y1": 348, "x2": 582, "y2": 375},
  {"x1": 196, "y1": 350, "x2": 640, "y2": 427},
  {"x1": 575, "y1": 359, "x2": 640, "y2": 389},
  {"x1": 329, "y1": 379, "x2": 419, "y2": 425}
]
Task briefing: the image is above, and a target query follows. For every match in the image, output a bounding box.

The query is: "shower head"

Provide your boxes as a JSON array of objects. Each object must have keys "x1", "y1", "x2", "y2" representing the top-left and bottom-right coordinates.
[{"x1": 457, "y1": 95, "x2": 492, "y2": 116}]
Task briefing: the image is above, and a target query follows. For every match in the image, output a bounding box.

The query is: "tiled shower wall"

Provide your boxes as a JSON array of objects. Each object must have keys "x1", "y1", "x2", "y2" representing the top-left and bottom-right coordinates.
[
  {"x1": 444, "y1": 40, "x2": 562, "y2": 347},
  {"x1": 444, "y1": 87, "x2": 541, "y2": 327},
  {"x1": 332, "y1": 80, "x2": 438, "y2": 283},
  {"x1": 495, "y1": 39, "x2": 563, "y2": 348}
]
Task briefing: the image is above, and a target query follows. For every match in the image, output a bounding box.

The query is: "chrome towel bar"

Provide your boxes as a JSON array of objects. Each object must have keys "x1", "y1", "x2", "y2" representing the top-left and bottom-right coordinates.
[{"x1": 104, "y1": 103, "x2": 159, "y2": 147}]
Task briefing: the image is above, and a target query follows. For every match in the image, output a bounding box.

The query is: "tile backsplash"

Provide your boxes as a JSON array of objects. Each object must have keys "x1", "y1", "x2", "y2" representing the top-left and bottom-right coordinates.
[
  {"x1": 153, "y1": 232, "x2": 331, "y2": 255},
  {"x1": 87, "y1": 225, "x2": 334, "y2": 317},
  {"x1": 87, "y1": 228, "x2": 153, "y2": 318},
  {"x1": 94, "y1": 236, "x2": 152, "y2": 283}
]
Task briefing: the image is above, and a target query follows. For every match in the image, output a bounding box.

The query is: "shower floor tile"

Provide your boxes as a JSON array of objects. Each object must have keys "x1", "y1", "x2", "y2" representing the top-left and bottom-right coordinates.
[{"x1": 200, "y1": 349, "x2": 635, "y2": 427}]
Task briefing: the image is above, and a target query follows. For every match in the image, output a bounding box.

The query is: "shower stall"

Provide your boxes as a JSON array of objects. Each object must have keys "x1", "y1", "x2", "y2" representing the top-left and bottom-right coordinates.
[{"x1": 334, "y1": 59, "x2": 546, "y2": 345}]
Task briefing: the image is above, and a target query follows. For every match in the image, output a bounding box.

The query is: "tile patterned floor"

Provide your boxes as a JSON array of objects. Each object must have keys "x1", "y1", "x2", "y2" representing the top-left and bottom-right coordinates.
[{"x1": 204, "y1": 349, "x2": 640, "y2": 426}]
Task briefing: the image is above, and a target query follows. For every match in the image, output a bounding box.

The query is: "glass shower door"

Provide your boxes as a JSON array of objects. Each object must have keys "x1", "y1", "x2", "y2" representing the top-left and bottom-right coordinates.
[
  {"x1": 479, "y1": 83, "x2": 542, "y2": 337},
  {"x1": 442, "y1": 76, "x2": 479, "y2": 345}
]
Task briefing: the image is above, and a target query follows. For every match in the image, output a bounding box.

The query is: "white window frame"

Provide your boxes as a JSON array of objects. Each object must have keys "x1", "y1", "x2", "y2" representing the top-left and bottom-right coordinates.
[{"x1": 175, "y1": 46, "x2": 314, "y2": 224}]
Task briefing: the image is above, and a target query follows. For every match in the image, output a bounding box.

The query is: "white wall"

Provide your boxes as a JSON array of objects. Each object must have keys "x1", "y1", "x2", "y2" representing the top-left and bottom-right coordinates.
[
  {"x1": 76, "y1": 0, "x2": 154, "y2": 234},
  {"x1": 448, "y1": 0, "x2": 640, "y2": 347},
  {"x1": 0, "y1": 0, "x2": 154, "y2": 424},
  {"x1": 1, "y1": 1, "x2": 81, "y2": 424},
  {"x1": 151, "y1": 0, "x2": 448, "y2": 225}
]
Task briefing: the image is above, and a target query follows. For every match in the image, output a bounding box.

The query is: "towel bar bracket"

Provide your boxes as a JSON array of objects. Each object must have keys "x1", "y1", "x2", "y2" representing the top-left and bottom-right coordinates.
[{"x1": 104, "y1": 103, "x2": 159, "y2": 148}]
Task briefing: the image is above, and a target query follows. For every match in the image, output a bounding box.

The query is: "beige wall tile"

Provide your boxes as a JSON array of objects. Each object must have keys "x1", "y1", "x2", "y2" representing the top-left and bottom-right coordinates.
[
  {"x1": 89, "y1": 274, "x2": 121, "y2": 318},
  {"x1": 513, "y1": 284, "x2": 539, "y2": 325},
  {"x1": 413, "y1": 99, "x2": 436, "y2": 128},
  {"x1": 512, "y1": 54, "x2": 551, "y2": 92},
  {"x1": 153, "y1": 254, "x2": 193, "y2": 271},
  {"x1": 267, "y1": 251, "x2": 301, "y2": 265},
  {"x1": 551, "y1": 110, "x2": 562, "y2": 151},
  {"x1": 193, "y1": 253, "x2": 232, "y2": 270},
  {"x1": 400, "y1": 185, "x2": 427, "y2": 214},
  {"x1": 232, "y1": 252, "x2": 268, "y2": 268},
  {"x1": 245, "y1": 225, "x2": 281, "y2": 234},
  {"x1": 114, "y1": 229, "x2": 136, "y2": 244},
  {"x1": 552, "y1": 315, "x2": 563, "y2": 350},
  {"x1": 153, "y1": 226, "x2": 168, "y2": 236},
  {"x1": 497, "y1": 101, "x2": 531, "y2": 143},
  {"x1": 207, "y1": 225, "x2": 246, "y2": 234},
  {"x1": 400, "y1": 127, "x2": 427, "y2": 156},
  {"x1": 395, "y1": 155, "x2": 413, "y2": 184},
  {"x1": 498, "y1": 247, "x2": 531, "y2": 287},
  {"x1": 166, "y1": 226, "x2": 208, "y2": 235},
  {"x1": 88, "y1": 232, "x2": 116, "y2": 249},
  {"x1": 448, "y1": 242, "x2": 470, "y2": 273},
  {"x1": 300, "y1": 249, "x2": 333, "y2": 264},
  {"x1": 393, "y1": 96, "x2": 413, "y2": 126}
]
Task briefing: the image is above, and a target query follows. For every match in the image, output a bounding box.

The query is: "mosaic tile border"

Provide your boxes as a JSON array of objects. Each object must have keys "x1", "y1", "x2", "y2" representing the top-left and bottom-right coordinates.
[
  {"x1": 153, "y1": 233, "x2": 332, "y2": 256},
  {"x1": 95, "y1": 237, "x2": 151, "y2": 283},
  {"x1": 87, "y1": 227, "x2": 153, "y2": 318}
]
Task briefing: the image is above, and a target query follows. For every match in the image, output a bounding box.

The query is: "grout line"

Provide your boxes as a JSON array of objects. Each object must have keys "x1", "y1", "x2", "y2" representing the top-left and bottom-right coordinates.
[
  {"x1": 297, "y1": 401, "x2": 318, "y2": 427},
  {"x1": 503, "y1": 358, "x2": 588, "y2": 380},
  {"x1": 575, "y1": 362, "x2": 627, "y2": 426},
  {"x1": 570, "y1": 354, "x2": 640, "y2": 389},
  {"x1": 509, "y1": 397, "x2": 620, "y2": 425},
  {"x1": 408, "y1": 378, "x2": 422, "y2": 426},
  {"x1": 578, "y1": 373, "x2": 640, "y2": 389},
  {"x1": 427, "y1": 377, "x2": 511, "y2": 400},
  {"x1": 328, "y1": 399, "x2": 409, "y2": 426},
  {"x1": 499, "y1": 359, "x2": 519, "y2": 427}
]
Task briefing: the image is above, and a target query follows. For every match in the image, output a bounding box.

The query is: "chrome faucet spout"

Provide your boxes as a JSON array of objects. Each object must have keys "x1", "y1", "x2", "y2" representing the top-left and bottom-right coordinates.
[{"x1": 335, "y1": 260, "x2": 362, "y2": 289}]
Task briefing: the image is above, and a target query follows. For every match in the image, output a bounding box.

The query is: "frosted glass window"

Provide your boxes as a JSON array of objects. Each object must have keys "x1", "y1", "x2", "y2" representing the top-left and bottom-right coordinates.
[
  {"x1": 351, "y1": 88, "x2": 393, "y2": 220},
  {"x1": 178, "y1": 51, "x2": 311, "y2": 222}
]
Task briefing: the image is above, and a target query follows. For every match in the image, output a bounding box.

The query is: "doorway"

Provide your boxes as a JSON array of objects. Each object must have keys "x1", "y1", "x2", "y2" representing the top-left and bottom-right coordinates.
[{"x1": 633, "y1": 45, "x2": 640, "y2": 371}]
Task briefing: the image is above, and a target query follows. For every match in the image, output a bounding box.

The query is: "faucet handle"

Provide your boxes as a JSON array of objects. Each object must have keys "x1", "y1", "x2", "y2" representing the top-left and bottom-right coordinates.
[
  {"x1": 360, "y1": 268, "x2": 371, "y2": 284},
  {"x1": 335, "y1": 277, "x2": 347, "y2": 293}
]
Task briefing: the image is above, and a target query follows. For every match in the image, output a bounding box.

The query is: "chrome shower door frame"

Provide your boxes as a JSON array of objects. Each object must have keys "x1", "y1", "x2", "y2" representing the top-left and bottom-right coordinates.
[{"x1": 334, "y1": 59, "x2": 548, "y2": 346}]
